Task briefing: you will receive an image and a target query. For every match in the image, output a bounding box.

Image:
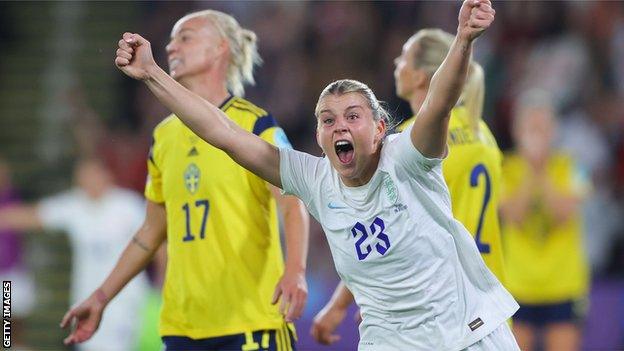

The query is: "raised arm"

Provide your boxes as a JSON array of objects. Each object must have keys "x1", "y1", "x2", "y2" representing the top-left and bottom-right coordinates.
[
  {"x1": 411, "y1": 0, "x2": 495, "y2": 157},
  {"x1": 115, "y1": 33, "x2": 281, "y2": 187}
]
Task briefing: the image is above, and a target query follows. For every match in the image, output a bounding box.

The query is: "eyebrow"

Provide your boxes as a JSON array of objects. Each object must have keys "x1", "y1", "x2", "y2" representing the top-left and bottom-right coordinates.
[
  {"x1": 171, "y1": 28, "x2": 196, "y2": 39},
  {"x1": 319, "y1": 104, "x2": 364, "y2": 116},
  {"x1": 345, "y1": 105, "x2": 364, "y2": 112}
]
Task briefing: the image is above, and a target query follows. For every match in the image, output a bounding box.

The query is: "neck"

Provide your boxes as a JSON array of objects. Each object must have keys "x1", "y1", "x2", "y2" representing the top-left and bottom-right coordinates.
[
  {"x1": 340, "y1": 148, "x2": 382, "y2": 187},
  {"x1": 178, "y1": 72, "x2": 230, "y2": 106},
  {"x1": 408, "y1": 89, "x2": 428, "y2": 117}
]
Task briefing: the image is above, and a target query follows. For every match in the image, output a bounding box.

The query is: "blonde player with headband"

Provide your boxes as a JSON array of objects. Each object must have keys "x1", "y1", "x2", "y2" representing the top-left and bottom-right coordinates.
[
  {"x1": 109, "y1": 1, "x2": 520, "y2": 349},
  {"x1": 311, "y1": 29, "x2": 507, "y2": 345},
  {"x1": 61, "y1": 10, "x2": 309, "y2": 351}
]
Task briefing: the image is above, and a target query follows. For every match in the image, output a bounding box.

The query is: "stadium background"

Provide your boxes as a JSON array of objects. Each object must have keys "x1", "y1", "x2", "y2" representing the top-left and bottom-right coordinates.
[{"x1": 0, "y1": 1, "x2": 623, "y2": 350}]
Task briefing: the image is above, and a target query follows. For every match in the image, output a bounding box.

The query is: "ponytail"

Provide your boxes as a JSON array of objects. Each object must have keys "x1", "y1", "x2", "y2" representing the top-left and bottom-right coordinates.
[
  {"x1": 459, "y1": 62, "x2": 485, "y2": 134},
  {"x1": 180, "y1": 10, "x2": 262, "y2": 96}
]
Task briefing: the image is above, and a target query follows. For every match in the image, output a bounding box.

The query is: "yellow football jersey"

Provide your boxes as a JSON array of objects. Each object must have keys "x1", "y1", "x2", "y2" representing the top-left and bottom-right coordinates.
[
  {"x1": 145, "y1": 96, "x2": 293, "y2": 339},
  {"x1": 397, "y1": 106, "x2": 506, "y2": 284},
  {"x1": 501, "y1": 152, "x2": 589, "y2": 304}
]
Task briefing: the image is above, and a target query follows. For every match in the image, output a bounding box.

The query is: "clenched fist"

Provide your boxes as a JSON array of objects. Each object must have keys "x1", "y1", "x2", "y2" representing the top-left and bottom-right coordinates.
[
  {"x1": 458, "y1": 0, "x2": 495, "y2": 42},
  {"x1": 115, "y1": 32, "x2": 157, "y2": 81}
]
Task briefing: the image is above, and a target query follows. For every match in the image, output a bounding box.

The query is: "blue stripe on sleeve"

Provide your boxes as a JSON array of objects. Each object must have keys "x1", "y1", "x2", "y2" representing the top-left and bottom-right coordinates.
[{"x1": 252, "y1": 114, "x2": 278, "y2": 136}]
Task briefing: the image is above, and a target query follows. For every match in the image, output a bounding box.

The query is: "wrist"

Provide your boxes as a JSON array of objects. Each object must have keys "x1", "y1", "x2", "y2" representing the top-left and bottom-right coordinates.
[
  {"x1": 284, "y1": 262, "x2": 306, "y2": 274},
  {"x1": 144, "y1": 64, "x2": 162, "y2": 82},
  {"x1": 94, "y1": 288, "x2": 109, "y2": 307},
  {"x1": 456, "y1": 32, "x2": 474, "y2": 48}
]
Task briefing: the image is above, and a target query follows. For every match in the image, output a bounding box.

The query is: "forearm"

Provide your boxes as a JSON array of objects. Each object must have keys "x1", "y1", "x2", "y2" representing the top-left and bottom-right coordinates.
[
  {"x1": 0, "y1": 205, "x2": 43, "y2": 231},
  {"x1": 542, "y1": 185, "x2": 581, "y2": 224},
  {"x1": 426, "y1": 36, "x2": 473, "y2": 120},
  {"x1": 412, "y1": 36, "x2": 473, "y2": 156},
  {"x1": 282, "y1": 198, "x2": 309, "y2": 273},
  {"x1": 97, "y1": 229, "x2": 164, "y2": 304},
  {"x1": 144, "y1": 65, "x2": 237, "y2": 150},
  {"x1": 328, "y1": 282, "x2": 355, "y2": 310},
  {"x1": 499, "y1": 195, "x2": 531, "y2": 225}
]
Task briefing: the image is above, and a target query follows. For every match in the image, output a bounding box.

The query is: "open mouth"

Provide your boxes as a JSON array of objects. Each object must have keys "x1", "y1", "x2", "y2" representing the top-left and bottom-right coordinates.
[
  {"x1": 334, "y1": 140, "x2": 354, "y2": 164},
  {"x1": 169, "y1": 58, "x2": 181, "y2": 70}
]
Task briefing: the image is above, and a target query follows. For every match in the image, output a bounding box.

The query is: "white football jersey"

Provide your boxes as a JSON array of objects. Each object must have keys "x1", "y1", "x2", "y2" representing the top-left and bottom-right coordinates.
[
  {"x1": 280, "y1": 128, "x2": 518, "y2": 351},
  {"x1": 38, "y1": 187, "x2": 149, "y2": 351}
]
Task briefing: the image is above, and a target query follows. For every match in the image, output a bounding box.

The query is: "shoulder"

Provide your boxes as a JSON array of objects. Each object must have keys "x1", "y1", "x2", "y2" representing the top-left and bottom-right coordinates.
[
  {"x1": 111, "y1": 187, "x2": 144, "y2": 203},
  {"x1": 153, "y1": 114, "x2": 179, "y2": 137},
  {"x1": 225, "y1": 97, "x2": 281, "y2": 135},
  {"x1": 226, "y1": 97, "x2": 269, "y2": 119},
  {"x1": 396, "y1": 116, "x2": 415, "y2": 132}
]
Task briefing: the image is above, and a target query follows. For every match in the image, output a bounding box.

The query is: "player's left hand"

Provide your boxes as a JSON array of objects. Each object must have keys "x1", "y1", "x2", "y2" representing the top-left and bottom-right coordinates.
[
  {"x1": 272, "y1": 268, "x2": 308, "y2": 322},
  {"x1": 458, "y1": 0, "x2": 495, "y2": 42}
]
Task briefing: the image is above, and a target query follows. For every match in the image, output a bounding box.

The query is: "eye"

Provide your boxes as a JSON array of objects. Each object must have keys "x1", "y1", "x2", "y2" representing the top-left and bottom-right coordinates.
[
  {"x1": 323, "y1": 118, "x2": 334, "y2": 125},
  {"x1": 347, "y1": 113, "x2": 359, "y2": 120},
  {"x1": 180, "y1": 35, "x2": 191, "y2": 43}
]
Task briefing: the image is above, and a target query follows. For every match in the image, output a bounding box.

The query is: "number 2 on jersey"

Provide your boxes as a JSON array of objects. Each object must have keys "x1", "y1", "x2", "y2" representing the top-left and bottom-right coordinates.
[
  {"x1": 470, "y1": 164, "x2": 491, "y2": 253},
  {"x1": 181, "y1": 199, "x2": 210, "y2": 242}
]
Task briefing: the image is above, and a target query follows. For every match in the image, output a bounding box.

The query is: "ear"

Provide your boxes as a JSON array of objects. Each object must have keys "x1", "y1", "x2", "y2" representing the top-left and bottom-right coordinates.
[
  {"x1": 412, "y1": 68, "x2": 429, "y2": 89},
  {"x1": 375, "y1": 118, "x2": 387, "y2": 144},
  {"x1": 217, "y1": 38, "x2": 230, "y2": 57}
]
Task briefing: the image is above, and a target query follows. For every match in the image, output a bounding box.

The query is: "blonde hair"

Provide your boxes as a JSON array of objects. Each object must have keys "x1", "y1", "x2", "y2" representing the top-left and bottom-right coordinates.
[
  {"x1": 409, "y1": 29, "x2": 484, "y2": 133},
  {"x1": 181, "y1": 10, "x2": 261, "y2": 97},
  {"x1": 315, "y1": 79, "x2": 394, "y2": 129}
]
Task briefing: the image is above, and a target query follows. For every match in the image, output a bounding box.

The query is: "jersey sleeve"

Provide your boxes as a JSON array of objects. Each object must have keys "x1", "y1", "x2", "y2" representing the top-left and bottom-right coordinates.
[
  {"x1": 144, "y1": 136, "x2": 164, "y2": 203},
  {"x1": 36, "y1": 192, "x2": 74, "y2": 231},
  {"x1": 278, "y1": 147, "x2": 319, "y2": 206},
  {"x1": 388, "y1": 125, "x2": 445, "y2": 175},
  {"x1": 253, "y1": 114, "x2": 293, "y2": 149}
]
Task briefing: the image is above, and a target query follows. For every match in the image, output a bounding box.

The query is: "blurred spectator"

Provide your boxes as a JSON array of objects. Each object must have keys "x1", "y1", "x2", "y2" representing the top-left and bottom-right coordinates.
[
  {"x1": 500, "y1": 91, "x2": 590, "y2": 351},
  {"x1": 0, "y1": 156, "x2": 35, "y2": 349},
  {"x1": 0, "y1": 158, "x2": 150, "y2": 351}
]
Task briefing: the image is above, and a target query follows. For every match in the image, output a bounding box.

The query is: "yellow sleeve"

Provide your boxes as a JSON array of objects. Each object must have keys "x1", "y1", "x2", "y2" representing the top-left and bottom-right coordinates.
[
  {"x1": 253, "y1": 114, "x2": 293, "y2": 149},
  {"x1": 558, "y1": 155, "x2": 591, "y2": 199},
  {"x1": 144, "y1": 135, "x2": 164, "y2": 203}
]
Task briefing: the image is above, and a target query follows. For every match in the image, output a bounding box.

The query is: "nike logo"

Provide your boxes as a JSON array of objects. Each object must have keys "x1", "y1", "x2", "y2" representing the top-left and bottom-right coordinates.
[{"x1": 327, "y1": 202, "x2": 347, "y2": 209}]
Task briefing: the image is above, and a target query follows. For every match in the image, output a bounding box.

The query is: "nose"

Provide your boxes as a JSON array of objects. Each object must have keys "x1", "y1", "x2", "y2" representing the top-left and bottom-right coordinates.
[
  {"x1": 334, "y1": 117, "x2": 348, "y2": 133},
  {"x1": 166, "y1": 40, "x2": 176, "y2": 55}
]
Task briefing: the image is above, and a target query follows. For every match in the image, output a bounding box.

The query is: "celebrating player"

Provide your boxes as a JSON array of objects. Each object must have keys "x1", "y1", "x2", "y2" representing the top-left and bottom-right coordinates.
[
  {"x1": 61, "y1": 10, "x2": 309, "y2": 350},
  {"x1": 311, "y1": 28, "x2": 507, "y2": 345}
]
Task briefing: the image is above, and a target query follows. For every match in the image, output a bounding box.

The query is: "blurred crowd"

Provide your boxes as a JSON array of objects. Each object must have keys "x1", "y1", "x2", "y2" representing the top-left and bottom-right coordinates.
[{"x1": 1, "y1": 1, "x2": 623, "y2": 350}]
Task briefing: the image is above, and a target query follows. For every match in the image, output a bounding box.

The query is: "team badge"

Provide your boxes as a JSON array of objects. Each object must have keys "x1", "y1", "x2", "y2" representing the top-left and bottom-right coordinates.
[
  {"x1": 184, "y1": 163, "x2": 201, "y2": 194},
  {"x1": 382, "y1": 174, "x2": 398, "y2": 204}
]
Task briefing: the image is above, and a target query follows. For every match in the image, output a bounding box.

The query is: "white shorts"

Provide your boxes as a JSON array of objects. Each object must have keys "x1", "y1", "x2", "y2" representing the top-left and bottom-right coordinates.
[{"x1": 463, "y1": 323, "x2": 520, "y2": 351}]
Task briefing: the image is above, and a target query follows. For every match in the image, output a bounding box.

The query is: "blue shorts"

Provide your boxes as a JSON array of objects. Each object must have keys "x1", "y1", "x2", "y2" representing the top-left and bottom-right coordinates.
[
  {"x1": 162, "y1": 324, "x2": 297, "y2": 351},
  {"x1": 514, "y1": 299, "x2": 587, "y2": 326}
]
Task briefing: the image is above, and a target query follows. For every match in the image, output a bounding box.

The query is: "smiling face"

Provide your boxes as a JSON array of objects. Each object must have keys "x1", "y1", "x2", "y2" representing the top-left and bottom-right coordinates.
[
  {"x1": 166, "y1": 15, "x2": 227, "y2": 84},
  {"x1": 316, "y1": 92, "x2": 386, "y2": 186}
]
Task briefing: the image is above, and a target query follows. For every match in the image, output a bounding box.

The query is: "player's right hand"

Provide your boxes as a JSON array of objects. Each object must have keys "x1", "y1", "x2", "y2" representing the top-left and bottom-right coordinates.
[
  {"x1": 59, "y1": 291, "x2": 106, "y2": 345},
  {"x1": 310, "y1": 305, "x2": 347, "y2": 345},
  {"x1": 115, "y1": 32, "x2": 157, "y2": 81}
]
